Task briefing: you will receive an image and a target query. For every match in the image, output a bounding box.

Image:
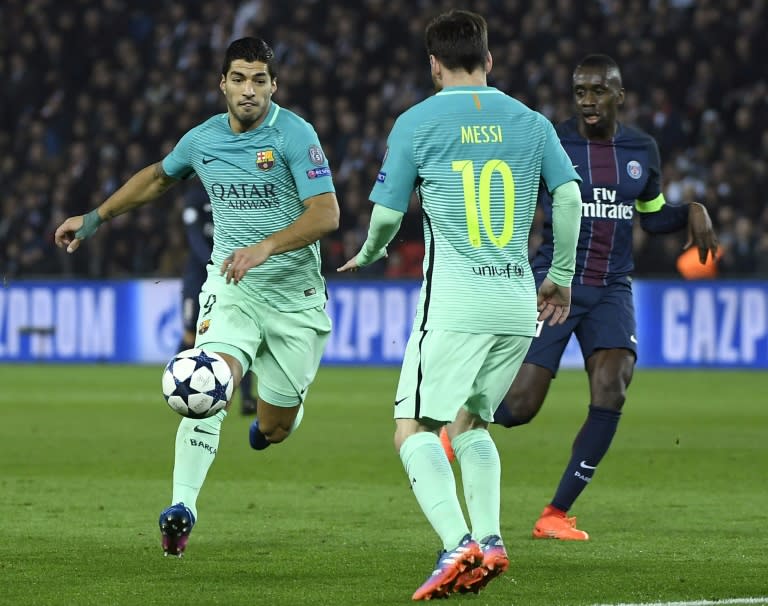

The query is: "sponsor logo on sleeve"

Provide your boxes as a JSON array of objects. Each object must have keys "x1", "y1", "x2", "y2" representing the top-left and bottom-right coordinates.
[
  {"x1": 256, "y1": 149, "x2": 275, "y2": 170},
  {"x1": 377, "y1": 171, "x2": 387, "y2": 183},
  {"x1": 307, "y1": 166, "x2": 332, "y2": 179}
]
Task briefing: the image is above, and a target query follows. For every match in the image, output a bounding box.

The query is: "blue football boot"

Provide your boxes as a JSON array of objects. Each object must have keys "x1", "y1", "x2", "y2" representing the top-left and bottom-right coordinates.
[{"x1": 159, "y1": 503, "x2": 195, "y2": 557}]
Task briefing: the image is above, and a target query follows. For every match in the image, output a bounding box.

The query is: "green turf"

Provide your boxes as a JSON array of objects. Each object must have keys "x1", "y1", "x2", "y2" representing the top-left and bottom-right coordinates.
[{"x1": 1, "y1": 366, "x2": 766, "y2": 606}]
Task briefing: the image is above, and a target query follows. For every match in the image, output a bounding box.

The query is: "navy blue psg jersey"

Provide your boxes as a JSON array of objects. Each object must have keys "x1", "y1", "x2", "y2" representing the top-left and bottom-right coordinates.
[
  {"x1": 533, "y1": 117, "x2": 662, "y2": 286},
  {"x1": 182, "y1": 184, "x2": 214, "y2": 268}
]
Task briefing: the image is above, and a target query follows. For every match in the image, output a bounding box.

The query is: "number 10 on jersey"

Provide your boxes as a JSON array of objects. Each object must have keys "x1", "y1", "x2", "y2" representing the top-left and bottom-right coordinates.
[{"x1": 452, "y1": 159, "x2": 516, "y2": 249}]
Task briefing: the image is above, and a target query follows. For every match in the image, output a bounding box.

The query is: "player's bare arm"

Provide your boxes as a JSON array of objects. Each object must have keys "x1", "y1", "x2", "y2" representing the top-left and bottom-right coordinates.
[
  {"x1": 221, "y1": 191, "x2": 339, "y2": 284},
  {"x1": 639, "y1": 199, "x2": 718, "y2": 264},
  {"x1": 685, "y1": 202, "x2": 718, "y2": 263},
  {"x1": 54, "y1": 162, "x2": 178, "y2": 253}
]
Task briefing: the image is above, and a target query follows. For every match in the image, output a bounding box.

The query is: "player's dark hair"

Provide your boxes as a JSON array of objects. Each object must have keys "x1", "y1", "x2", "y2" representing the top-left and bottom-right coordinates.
[
  {"x1": 222, "y1": 37, "x2": 277, "y2": 79},
  {"x1": 425, "y1": 9, "x2": 488, "y2": 73},
  {"x1": 574, "y1": 54, "x2": 622, "y2": 87}
]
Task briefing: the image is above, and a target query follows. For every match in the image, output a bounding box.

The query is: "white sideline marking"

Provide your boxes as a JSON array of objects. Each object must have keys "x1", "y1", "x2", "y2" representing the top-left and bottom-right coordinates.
[{"x1": 591, "y1": 598, "x2": 768, "y2": 606}]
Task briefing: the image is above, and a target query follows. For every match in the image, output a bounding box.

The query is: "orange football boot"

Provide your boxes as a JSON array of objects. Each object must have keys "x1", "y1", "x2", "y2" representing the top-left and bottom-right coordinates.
[{"x1": 532, "y1": 505, "x2": 589, "y2": 540}]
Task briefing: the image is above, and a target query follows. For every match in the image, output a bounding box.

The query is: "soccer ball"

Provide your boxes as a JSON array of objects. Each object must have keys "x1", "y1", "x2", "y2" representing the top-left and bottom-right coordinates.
[{"x1": 162, "y1": 348, "x2": 234, "y2": 418}]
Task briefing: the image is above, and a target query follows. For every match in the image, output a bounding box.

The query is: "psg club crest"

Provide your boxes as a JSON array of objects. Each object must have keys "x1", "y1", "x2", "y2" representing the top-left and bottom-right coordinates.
[
  {"x1": 626, "y1": 160, "x2": 642, "y2": 179},
  {"x1": 256, "y1": 149, "x2": 275, "y2": 170},
  {"x1": 198, "y1": 319, "x2": 211, "y2": 335}
]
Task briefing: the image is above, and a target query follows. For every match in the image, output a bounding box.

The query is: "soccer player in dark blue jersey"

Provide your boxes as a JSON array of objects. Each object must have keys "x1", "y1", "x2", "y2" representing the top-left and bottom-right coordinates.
[
  {"x1": 177, "y1": 184, "x2": 256, "y2": 415},
  {"x1": 178, "y1": 184, "x2": 213, "y2": 353},
  {"x1": 442, "y1": 54, "x2": 717, "y2": 540}
]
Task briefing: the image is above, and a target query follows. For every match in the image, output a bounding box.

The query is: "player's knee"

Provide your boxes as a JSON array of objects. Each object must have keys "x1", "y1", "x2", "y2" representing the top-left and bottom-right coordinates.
[
  {"x1": 258, "y1": 420, "x2": 291, "y2": 444},
  {"x1": 502, "y1": 391, "x2": 544, "y2": 425},
  {"x1": 591, "y1": 375, "x2": 629, "y2": 410}
]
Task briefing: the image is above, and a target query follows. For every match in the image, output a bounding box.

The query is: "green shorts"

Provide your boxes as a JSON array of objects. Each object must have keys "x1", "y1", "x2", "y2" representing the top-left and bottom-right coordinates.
[
  {"x1": 194, "y1": 266, "x2": 331, "y2": 407},
  {"x1": 394, "y1": 329, "x2": 532, "y2": 423}
]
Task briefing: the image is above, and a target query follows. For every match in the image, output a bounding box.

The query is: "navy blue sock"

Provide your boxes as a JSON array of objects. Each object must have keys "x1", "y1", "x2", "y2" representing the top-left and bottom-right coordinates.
[
  {"x1": 492, "y1": 400, "x2": 528, "y2": 428},
  {"x1": 551, "y1": 405, "x2": 621, "y2": 512},
  {"x1": 240, "y1": 373, "x2": 254, "y2": 400}
]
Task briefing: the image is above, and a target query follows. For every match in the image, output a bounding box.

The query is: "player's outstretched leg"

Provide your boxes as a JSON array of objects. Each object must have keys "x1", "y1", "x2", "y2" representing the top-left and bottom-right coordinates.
[
  {"x1": 159, "y1": 502, "x2": 196, "y2": 557},
  {"x1": 454, "y1": 535, "x2": 509, "y2": 594},
  {"x1": 411, "y1": 534, "x2": 483, "y2": 601},
  {"x1": 532, "y1": 505, "x2": 589, "y2": 540}
]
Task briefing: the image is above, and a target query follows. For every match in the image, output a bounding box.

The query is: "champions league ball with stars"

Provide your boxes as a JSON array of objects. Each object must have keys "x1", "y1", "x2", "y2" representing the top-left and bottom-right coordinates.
[{"x1": 162, "y1": 348, "x2": 234, "y2": 418}]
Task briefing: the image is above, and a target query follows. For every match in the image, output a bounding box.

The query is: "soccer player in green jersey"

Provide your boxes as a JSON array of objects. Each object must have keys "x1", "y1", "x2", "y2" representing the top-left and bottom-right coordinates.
[
  {"x1": 337, "y1": 10, "x2": 582, "y2": 600},
  {"x1": 54, "y1": 37, "x2": 339, "y2": 557}
]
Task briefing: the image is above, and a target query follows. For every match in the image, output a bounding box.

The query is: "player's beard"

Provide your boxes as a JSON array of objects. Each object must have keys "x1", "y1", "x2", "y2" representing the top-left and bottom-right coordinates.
[{"x1": 231, "y1": 100, "x2": 269, "y2": 131}]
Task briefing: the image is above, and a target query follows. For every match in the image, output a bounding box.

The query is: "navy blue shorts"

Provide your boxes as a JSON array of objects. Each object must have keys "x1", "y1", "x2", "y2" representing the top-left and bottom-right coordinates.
[
  {"x1": 525, "y1": 280, "x2": 637, "y2": 376},
  {"x1": 181, "y1": 262, "x2": 208, "y2": 332}
]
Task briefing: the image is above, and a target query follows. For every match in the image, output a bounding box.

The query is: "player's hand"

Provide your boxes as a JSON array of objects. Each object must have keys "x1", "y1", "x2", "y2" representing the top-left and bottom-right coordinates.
[
  {"x1": 221, "y1": 242, "x2": 272, "y2": 284},
  {"x1": 336, "y1": 256, "x2": 360, "y2": 273},
  {"x1": 336, "y1": 245, "x2": 388, "y2": 273},
  {"x1": 55, "y1": 209, "x2": 105, "y2": 253},
  {"x1": 685, "y1": 202, "x2": 718, "y2": 264},
  {"x1": 54, "y1": 215, "x2": 85, "y2": 253},
  {"x1": 537, "y1": 278, "x2": 571, "y2": 326}
]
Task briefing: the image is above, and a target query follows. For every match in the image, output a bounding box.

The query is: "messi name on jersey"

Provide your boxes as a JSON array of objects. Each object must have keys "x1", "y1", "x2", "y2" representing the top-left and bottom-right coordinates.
[{"x1": 460, "y1": 124, "x2": 503, "y2": 143}]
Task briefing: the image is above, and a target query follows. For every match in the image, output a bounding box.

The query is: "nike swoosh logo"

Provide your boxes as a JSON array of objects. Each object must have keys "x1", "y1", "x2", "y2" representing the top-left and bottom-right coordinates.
[
  {"x1": 202, "y1": 157, "x2": 218, "y2": 165},
  {"x1": 579, "y1": 460, "x2": 597, "y2": 470},
  {"x1": 194, "y1": 425, "x2": 217, "y2": 435},
  {"x1": 394, "y1": 397, "x2": 408, "y2": 406},
  {"x1": 630, "y1": 335, "x2": 638, "y2": 344}
]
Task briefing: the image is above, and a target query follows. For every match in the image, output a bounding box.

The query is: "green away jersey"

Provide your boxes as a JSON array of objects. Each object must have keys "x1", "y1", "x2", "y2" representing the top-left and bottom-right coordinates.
[
  {"x1": 162, "y1": 103, "x2": 335, "y2": 311},
  {"x1": 370, "y1": 86, "x2": 579, "y2": 335}
]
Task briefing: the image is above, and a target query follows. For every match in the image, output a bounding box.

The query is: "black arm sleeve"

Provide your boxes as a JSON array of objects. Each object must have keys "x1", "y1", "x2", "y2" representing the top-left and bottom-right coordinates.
[{"x1": 639, "y1": 203, "x2": 689, "y2": 234}]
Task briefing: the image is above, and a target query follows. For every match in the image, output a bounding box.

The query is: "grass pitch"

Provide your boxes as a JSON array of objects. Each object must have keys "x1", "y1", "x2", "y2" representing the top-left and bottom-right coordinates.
[{"x1": 1, "y1": 366, "x2": 766, "y2": 606}]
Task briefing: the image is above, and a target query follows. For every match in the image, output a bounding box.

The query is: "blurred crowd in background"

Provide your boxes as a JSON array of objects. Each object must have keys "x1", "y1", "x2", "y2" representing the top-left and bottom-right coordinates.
[{"x1": 2, "y1": 0, "x2": 767, "y2": 281}]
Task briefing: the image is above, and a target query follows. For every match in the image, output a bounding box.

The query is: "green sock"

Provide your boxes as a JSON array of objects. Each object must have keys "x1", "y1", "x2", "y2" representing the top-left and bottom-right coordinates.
[
  {"x1": 171, "y1": 410, "x2": 226, "y2": 519},
  {"x1": 452, "y1": 428, "x2": 501, "y2": 541},
  {"x1": 399, "y1": 431, "x2": 469, "y2": 550}
]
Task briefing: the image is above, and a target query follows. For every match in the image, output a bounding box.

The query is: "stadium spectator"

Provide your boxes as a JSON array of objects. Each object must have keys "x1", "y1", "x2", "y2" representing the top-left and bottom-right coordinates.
[{"x1": 1, "y1": 0, "x2": 766, "y2": 278}]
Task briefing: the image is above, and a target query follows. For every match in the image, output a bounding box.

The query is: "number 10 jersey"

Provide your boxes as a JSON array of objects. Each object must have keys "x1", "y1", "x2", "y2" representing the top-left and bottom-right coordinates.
[{"x1": 370, "y1": 86, "x2": 579, "y2": 335}]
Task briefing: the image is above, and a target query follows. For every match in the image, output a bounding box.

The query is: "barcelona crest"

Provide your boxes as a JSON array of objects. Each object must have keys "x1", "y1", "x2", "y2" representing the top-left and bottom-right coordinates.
[
  {"x1": 198, "y1": 319, "x2": 211, "y2": 335},
  {"x1": 256, "y1": 149, "x2": 275, "y2": 170}
]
